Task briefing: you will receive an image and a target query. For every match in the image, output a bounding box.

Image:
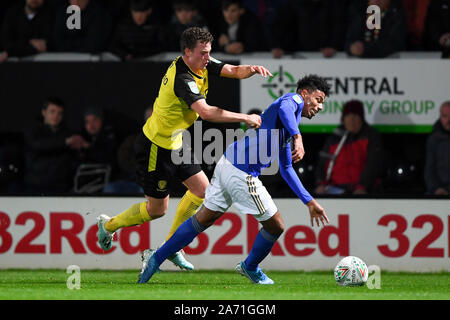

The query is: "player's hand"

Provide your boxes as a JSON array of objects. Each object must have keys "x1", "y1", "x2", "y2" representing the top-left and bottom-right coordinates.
[
  {"x1": 306, "y1": 199, "x2": 329, "y2": 227},
  {"x1": 250, "y1": 65, "x2": 273, "y2": 78},
  {"x1": 245, "y1": 114, "x2": 262, "y2": 129},
  {"x1": 291, "y1": 134, "x2": 305, "y2": 163}
]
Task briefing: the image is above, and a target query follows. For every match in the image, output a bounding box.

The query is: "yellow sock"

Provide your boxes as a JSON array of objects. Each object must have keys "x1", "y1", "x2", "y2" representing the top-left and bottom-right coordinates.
[
  {"x1": 165, "y1": 190, "x2": 204, "y2": 241},
  {"x1": 105, "y1": 202, "x2": 151, "y2": 232}
]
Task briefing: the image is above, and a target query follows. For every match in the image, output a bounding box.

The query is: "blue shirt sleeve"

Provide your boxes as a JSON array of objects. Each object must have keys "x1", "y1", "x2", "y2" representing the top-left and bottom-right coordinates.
[
  {"x1": 279, "y1": 135, "x2": 313, "y2": 204},
  {"x1": 278, "y1": 97, "x2": 300, "y2": 137}
]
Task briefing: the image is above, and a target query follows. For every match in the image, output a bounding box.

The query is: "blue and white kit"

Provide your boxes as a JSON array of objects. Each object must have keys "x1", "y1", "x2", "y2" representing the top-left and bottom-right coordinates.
[{"x1": 203, "y1": 92, "x2": 313, "y2": 221}]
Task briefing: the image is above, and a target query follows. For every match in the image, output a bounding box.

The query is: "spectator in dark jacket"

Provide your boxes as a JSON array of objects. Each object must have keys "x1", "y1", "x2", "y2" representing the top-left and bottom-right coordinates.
[
  {"x1": 215, "y1": 0, "x2": 267, "y2": 54},
  {"x1": 423, "y1": 0, "x2": 450, "y2": 58},
  {"x1": 166, "y1": 0, "x2": 209, "y2": 51},
  {"x1": 345, "y1": 0, "x2": 408, "y2": 58},
  {"x1": 78, "y1": 107, "x2": 117, "y2": 170},
  {"x1": 243, "y1": 0, "x2": 287, "y2": 42},
  {"x1": 424, "y1": 101, "x2": 450, "y2": 195},
  {"x1": 109, "y1": 0, "x2": 165, "y2": 60},
  {"x1": 24, "y1": 97, "x2": 88, "y2": 193},
  {"x1": 315, "y1": 100, "x2": 383, "y2": 195},
  {"x1": 103, "y1": 106, "x2": 153, "y2": 193},
  {"x1": 270, "y1": 0, "x2": 347, "y2": 58},
  {"x1": 1, "y1": 0, "x2": 53, "y2": 58},
  {"x1": 52, "y1": 0, "x2": 112, "y2": 53}
]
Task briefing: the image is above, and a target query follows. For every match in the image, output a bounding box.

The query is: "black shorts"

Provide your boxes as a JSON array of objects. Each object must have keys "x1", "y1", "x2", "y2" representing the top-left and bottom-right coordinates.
[{"x1": 134, "y1": 131, "x2": 202, "y2": 198}]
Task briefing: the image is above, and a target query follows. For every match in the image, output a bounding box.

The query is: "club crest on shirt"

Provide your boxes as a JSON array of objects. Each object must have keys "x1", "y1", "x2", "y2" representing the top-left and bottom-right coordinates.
[
  {"x1": 157, "y1": 180, "x2": 167, "y2": 191},
  {"x1": 188, "y1": 81, "x2": 200, "y2": 94}
]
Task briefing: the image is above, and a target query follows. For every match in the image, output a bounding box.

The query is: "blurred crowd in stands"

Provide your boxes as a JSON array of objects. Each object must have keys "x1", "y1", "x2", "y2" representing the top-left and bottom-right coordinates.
[
  {"x1": 0, "y1": 0, "x2": 449, "y2": 197},
  {"x1": 1, "y1": 95, "x2": 448, "y2": 197},
  {"x1": 0, "y1": 0, "x2": 449, "y2": 61}
]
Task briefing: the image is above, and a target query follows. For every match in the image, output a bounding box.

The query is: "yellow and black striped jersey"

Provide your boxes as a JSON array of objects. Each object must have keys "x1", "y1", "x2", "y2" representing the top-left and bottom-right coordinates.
[{"x1": 143, "y1": 56, "x2": 224, "y2": 150}]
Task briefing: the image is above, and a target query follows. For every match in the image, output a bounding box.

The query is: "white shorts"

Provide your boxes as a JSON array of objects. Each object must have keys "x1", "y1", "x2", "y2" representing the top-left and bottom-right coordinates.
[{"x1": 203, "y1": 156, "x2": 278, "y2": 221}]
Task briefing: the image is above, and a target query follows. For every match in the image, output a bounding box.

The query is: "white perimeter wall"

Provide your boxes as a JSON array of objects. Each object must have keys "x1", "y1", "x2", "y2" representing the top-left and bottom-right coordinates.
[{"x1": 0, "y1": 197, "x2": 449, "y2": 272}]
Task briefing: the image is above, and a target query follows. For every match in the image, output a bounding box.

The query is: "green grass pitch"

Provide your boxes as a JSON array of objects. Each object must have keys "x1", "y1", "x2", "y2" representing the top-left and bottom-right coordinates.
[{"x1": 0, "y1": 269, "x2": 448, "y2": 300}]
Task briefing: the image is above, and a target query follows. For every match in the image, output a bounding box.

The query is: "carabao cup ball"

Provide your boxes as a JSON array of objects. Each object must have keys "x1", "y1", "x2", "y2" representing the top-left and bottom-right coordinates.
[{"x1": 334, "y1": 256, "x2": 369, "y2": 286}]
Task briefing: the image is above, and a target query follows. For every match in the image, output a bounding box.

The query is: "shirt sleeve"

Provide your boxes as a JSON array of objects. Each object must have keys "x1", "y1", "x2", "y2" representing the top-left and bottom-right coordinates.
[
  {"x1": 173, "y1": 73, "x2": 205, "y2": 107},
  {"x1": 206, "y1": 56, "x2": 225, "y2": 77},
  {"x1": 279, "y1": 131, "x2": 313, "y2": 204},
  {"x1": 278, "y1": 97, "x2": 300, "y2": 137}
]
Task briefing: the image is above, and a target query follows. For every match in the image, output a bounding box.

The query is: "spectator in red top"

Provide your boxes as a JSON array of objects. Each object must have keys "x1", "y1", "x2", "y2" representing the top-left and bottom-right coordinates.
[
  {"x1": 401, "y1": 0, "x2": 431, "y2": 50},
  {"x1": 314, "y1": 100, "x2": 383, "y2": 195}
]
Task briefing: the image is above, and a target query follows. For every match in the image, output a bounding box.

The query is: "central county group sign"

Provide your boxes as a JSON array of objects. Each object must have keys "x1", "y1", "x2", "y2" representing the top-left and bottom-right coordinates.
[{"x1": 241, "y1": 59, "x2": 450, "y2": 133}]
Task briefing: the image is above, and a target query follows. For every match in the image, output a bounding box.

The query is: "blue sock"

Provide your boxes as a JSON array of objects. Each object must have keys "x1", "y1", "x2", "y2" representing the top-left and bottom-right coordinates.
[
  {"x1": 244, "y1": 228, "x2": 279, "y2": 271},
  {"x1": 154, "y1": 215, "x2": 206, "y2": 265}
]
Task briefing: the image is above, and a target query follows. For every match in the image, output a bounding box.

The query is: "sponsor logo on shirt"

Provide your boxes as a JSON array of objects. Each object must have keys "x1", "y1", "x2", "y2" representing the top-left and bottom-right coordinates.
[
  {"x1": 188, "y1": 81, "x2": 200, "y2": 94},
  {"x1": 293, "y1": 94, "x2": 302, "y2": 104}
]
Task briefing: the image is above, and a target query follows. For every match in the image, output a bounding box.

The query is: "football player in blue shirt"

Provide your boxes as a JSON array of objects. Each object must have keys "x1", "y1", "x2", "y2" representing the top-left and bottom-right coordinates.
[{"x1": 138, "y1": 74, "x2": 331, "y2": 284}]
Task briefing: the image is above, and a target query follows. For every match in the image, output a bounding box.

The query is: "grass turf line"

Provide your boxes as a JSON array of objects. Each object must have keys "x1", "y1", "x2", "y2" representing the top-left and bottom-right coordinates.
[{"x1": 0, "y1": 269, "x2": 448, "y2": 300}]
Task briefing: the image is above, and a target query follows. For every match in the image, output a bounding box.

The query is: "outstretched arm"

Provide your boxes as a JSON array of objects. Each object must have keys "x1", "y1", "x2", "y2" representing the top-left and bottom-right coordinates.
[
  {"x1": 190, "y1": 99, "x2": 261, "y2": 128},
  {"x1": 279, "y1": 139, "x2": 312, "y2": 204},
  {"x1": 279, "y1": 137, "x2": 329, "y2": 227},
  {"x1": 174, "y1": 72, "x2": 261, "y2": 128},
  {"x1": 220, "y1": 64, "x2": 273, "y2": 79}
]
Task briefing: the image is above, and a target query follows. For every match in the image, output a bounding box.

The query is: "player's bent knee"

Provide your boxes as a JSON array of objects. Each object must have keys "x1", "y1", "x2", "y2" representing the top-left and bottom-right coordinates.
[
  {"x1": 261, "y1": 213, "x2": 285, "y2": 236},
  {"x1": 146, "y1": 201, "x2": 167, "y2": 219},
  {"x1": 268, "y1": 222, "x2": 284, "y2": 237},
  {"x1": 150, "y1": 210, "x2": 166, "y2": 219},
  {"x1": 189, "y1": 187, "x2": 206, "y2": 199},
  {"x1": 275, "y1": 222, "x2": 285, "y2": 236},
  {"x1": 196, "y1": 206, "x2": 222, "y2": 228}
]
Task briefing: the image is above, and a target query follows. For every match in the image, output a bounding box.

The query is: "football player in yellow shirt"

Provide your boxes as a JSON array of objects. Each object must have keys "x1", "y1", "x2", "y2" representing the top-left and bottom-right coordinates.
[{"x1": 97, "y1": 27, "x2": 272, "y2": 270}]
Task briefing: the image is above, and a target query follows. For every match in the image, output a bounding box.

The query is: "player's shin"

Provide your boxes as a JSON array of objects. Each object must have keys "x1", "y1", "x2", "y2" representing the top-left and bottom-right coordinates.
[
  {"x1": 244, "y1": 228, "x2": 280, "y2": 271},
  {"x1": 154, "y1": 214, "x2": 207, "y2": 265},
  {"x1": 105, "y1": 202, "x2": 151, "y2": 232},
  {"x1": 165, "y1": 190, "x2": 204, "y2": 241}
]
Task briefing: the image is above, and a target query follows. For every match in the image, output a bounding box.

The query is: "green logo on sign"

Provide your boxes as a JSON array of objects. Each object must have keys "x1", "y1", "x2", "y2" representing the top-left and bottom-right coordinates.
[{"x1": 262, "y1": 66, "x2": 297, "y2": 99}]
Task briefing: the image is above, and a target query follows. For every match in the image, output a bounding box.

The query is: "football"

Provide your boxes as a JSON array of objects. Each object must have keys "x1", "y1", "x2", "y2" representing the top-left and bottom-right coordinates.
[{"x1": 334, "y1": 256, "x2": 368, "y2": 286}]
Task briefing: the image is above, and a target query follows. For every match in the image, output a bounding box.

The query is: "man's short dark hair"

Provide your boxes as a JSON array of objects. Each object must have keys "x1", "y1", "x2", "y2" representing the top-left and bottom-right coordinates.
[
  {"x1": 130, "y1": 0, "x2": 153, "y2": 11},
  {"x1": 222, "y1": 0, "x2": 244, "y2": 10},
  {"x1": 43, "y1": 96, "x2": 65, "y2": 110},
  {"x1": 83, "y1": 106, "x2": 103, "y2": 119},
  {"x1": 296, "y1": 74, "x2": 331, "y2": 97},
  {"x1": 180, "y1": 27, "x2": 214, "y2": 53},
  {"x1": 173, "y1": 0, "x2": 196, "y2": 11},
  {"x1": 441, "y1": 101, "x2": 450, "y2": 109}
]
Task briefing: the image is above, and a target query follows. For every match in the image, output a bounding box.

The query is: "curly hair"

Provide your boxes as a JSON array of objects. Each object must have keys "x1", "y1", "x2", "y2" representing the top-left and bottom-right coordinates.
[
  {"x1": 180, "y1": 27, "x2": 214, "y2": 54},
  {"x1": 296, "y1": 74, "x2": 331, "y2": 97}
]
